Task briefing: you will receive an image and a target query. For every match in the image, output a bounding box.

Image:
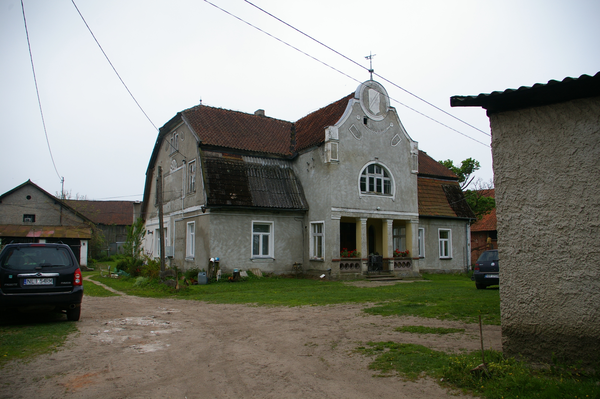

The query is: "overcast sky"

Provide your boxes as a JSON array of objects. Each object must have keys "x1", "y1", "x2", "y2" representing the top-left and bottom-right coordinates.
[{"x1": 1, "y1": 0, "x2": 598, "y2": 201}]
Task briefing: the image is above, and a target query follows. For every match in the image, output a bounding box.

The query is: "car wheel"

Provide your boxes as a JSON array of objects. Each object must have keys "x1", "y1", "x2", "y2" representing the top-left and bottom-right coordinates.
[
  {"x1": 66, "y1": 306, "x2": 81, "y2": 321},
  {"x1": 476, "y1": 283, "x2": 486, "y2": 290}
]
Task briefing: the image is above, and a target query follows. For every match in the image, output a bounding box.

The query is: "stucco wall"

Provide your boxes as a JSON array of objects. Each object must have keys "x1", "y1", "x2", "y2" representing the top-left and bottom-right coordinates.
[
  {"x1": 207, "y1": 209, "x2": 305, "y2": 274},
  {"x1": 418, "y1": 218, "x2": 470, "y2": 273},
  {"x1": 491, "y1": 96, "x2": 600, "y2": 364}
]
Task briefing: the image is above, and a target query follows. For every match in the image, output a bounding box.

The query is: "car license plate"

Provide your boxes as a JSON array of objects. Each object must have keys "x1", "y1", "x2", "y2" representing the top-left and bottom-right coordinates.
[
  {"x1": 24, "y1": 278, "x2": 53, "y2": 285},
  {"x1": 484, "y1": 274, "x2": 498, "y2": 279}
]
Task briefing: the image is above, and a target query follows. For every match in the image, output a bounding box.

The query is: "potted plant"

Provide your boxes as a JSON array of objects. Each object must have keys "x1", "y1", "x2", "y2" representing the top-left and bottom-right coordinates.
[
  {"x1": 340, "y1": 248, "x2": 361, "y2": 258},
  {"x1": 394, "y1": 249, "x2": 409, "y2": 258}
]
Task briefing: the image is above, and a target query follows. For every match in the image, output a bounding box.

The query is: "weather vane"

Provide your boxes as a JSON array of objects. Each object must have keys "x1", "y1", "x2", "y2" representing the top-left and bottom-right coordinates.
[{"x1": 365, "y1": 52, "x2": 376, "y2": 80}]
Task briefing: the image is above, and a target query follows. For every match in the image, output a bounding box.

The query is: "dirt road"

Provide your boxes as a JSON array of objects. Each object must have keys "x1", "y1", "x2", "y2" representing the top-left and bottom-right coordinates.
[{"x1": 1, "y1": 279, "x2": 501, "y2": 398}]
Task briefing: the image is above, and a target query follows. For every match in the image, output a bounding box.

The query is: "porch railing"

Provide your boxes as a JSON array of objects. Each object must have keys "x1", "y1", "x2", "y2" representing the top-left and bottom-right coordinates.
[
  {"x1": 337, "y1": 258, "x2": 362, "y2": 273},
  {"x1": 393, "y1": 258, "x2": 412, "y2": 270}
]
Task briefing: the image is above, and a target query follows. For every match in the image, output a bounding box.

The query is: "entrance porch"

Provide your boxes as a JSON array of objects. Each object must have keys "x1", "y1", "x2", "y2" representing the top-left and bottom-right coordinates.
[{"x1": 333, "y1": 216, "x2": 420, "y2": 278}]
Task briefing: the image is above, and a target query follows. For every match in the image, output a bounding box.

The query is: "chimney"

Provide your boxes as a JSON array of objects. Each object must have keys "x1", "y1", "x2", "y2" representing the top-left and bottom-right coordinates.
[{"x1": 254, "y1": 109, "x2": 265, "y2": 117}]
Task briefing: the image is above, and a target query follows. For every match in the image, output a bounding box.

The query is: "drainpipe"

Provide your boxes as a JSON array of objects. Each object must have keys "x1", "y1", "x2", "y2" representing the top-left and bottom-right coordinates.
[{"x1": 466, "y1": 222, "x2": 471, "y2": 273}]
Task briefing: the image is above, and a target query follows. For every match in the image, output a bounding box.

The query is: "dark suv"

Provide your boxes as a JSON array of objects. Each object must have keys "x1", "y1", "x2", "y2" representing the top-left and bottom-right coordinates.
[
  {"x1": 0, "y1": 243, "x2": 83, "y2": 321},
  {"x1": 473, "y1": 249, "x2": 499, "y2": 289}
]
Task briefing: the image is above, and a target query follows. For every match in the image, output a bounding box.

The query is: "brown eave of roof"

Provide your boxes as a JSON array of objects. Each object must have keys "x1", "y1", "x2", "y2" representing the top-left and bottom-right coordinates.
[
  {"x1": 0, "y1": 225, "x2": 92, "y2": 239},
  {"x1": 450, "y1": 71, "x2": 600, "y2": 114}
]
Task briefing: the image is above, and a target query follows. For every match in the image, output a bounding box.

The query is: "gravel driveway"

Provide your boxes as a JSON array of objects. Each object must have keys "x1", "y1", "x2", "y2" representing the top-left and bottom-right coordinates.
[{"x1": 1, "y1": 279, "x2": 501, "y2": 398}]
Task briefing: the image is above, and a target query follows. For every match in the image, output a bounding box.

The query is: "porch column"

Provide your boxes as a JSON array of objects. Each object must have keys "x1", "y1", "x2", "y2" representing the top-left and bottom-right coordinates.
[
  {"x1": 331, "y1": 215, "x2": 341, "y2": 261},
  {"x1": 359, "y1": 218, "x2": 368, "y2": 273},
  {"x1": 383, "y1": 219, "x2": 393, "y2": 257},
  {"x1": 384, "y1": 219, "x2": 393, "y2": 270},
  {"x1": 409, "y1": 219, "x2": 420, "y2": 272}
]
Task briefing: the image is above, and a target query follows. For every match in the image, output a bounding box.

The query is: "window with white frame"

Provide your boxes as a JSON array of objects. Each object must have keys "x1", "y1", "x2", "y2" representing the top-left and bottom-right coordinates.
[
  {"x1": 188, "y1": 161, "x2": 196, "y2": 193},
  {"x1": 310, "y1": 222, "x2": 324, "y2": 260},
  {"x1": 360, "y1": 163, "x2": 392, "y2": 195},
  {"x1": 438, "y1": 229, "x2": 452, "y2": 259},
  {"x1": 393, "y1": 226, "x2": 406, "y2": 252},
  {"x1": 252, "y1": 222, "x2": 273, "y2": 258},
  {"x1": 418, "y1": 228, "x2": 425, "y2": 258},
  {"x1": 186, "y1": 222, "x2": 195, "y2": 258}
]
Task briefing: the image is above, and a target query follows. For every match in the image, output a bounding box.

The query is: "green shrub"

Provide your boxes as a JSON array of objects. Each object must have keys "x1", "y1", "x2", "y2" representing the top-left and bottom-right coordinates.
[
  {"x1": 134, "y1": 276, "x2": 150, "y2": 287},
  {"x1": 141, "y1": 257, "x2": 161, "y2": 279},
  {"x1": 115, "y1": 256, "x2": 143, "y2": 277}
]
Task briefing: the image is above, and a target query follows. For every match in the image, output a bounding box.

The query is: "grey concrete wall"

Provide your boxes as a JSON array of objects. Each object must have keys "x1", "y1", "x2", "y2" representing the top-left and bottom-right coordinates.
[
  {"x1": 418, "y1": 218, "x2": 470, "y2": 273},
  {"x1": 491, "y1": 96, "x2": 600, "y2": 365},
  {"x1": 0, "y1": 185, "x2": 87, "y2": 227},
  {"x1": 207, "y1": 209, "x2": 305, "y2": 274}
]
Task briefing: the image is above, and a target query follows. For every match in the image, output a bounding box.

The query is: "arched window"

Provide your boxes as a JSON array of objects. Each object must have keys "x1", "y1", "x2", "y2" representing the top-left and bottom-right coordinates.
[{"x1": 360, "y1": 163, "x2": 392, "y2": 195}]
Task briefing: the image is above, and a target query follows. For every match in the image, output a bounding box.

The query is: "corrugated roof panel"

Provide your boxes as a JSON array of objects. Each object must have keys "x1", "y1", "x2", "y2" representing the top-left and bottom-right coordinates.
[{"x1": 204, "y1": 155, "x2": 308, "y2": 210}]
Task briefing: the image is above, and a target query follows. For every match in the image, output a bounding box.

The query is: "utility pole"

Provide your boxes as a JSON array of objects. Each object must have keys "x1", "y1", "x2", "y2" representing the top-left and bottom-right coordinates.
[{"x1": 157, "y1": 166, "x2": 166, "y2": 272}]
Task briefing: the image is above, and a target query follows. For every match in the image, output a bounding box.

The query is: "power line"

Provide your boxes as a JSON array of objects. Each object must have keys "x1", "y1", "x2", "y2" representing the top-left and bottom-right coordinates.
[
  {"x1": 70, "y1": 0, "x2": 158, "y2": 131},
  {"x1": 20, "y1": 0, "x2": 62, "y2": 183},
  {"x1": 242, "y1": 0, "x2": 491, "y2": 140}
]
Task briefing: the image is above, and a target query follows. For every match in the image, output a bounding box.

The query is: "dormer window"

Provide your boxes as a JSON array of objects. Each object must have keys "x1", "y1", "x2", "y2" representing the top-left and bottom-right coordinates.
[{"x1": 360, "y1": 163, "x2": 392, "y2": 195}]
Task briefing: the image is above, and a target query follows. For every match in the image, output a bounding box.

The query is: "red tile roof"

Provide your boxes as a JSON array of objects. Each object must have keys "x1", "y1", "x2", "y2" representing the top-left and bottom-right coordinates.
[
  {"x1": 418, "y1": 151, "x2": 458, "y2": 179},
  {"x1": 470, "y1": 189, "x2": 496, "y2": 231},
  {"x1": 471, "y1": 207, "x2": 497, "y2": 232},
  {"x1": 182, "y1": 105, "x2": 294, "y2": 156},
  {"x1": 418, "y1": 178, "x2": 474, "y2": 219},
  {"x1": 65, "y1": 200, "x2": 134, "y2": 225},
  {"x1": 295, "y1": 93, "x2": 354, "y2": 151}
]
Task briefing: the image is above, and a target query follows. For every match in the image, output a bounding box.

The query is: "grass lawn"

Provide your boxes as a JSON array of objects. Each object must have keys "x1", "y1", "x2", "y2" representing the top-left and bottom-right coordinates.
[
  {"x1": 0, "y1": 269, "x2": 115, "y2": 368},
  {"x1": 91, "y1": 271, "x2": 500, "y2": 325},
  {"x1": 0, "y1": 312, "x2": 77, "y2": 368}
]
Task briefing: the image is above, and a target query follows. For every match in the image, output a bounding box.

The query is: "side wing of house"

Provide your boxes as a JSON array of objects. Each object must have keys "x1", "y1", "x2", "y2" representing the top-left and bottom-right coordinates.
[
  {"x1": 0, "y1": 180, "x2": 92, "y2": 265},
  {"x1": 141, "y1": 113, "x2": 205, "y2": 265},
  {"x1": 141, "y1": 105, "x2": 307, "y2": 274}
]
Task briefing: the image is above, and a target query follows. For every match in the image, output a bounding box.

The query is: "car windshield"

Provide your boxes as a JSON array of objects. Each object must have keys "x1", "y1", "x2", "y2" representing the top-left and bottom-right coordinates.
[
  {"x1": 0, "y1": 247, "x2": 72, "y2": 270},
  {"x1": 477, "y1": 250, "x2": 498, "y2": 262}
]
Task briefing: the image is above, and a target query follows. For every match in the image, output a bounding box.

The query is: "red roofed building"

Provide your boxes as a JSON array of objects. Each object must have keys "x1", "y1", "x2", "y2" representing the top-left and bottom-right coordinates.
[
  {"x1": 141, "y1": 80, "x2": 474, "y2": 278},
  {"x1": 469, "y1": 189, "x2": 497, "y2": 264}
]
